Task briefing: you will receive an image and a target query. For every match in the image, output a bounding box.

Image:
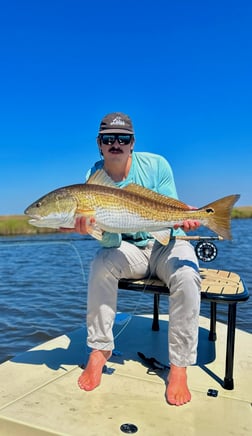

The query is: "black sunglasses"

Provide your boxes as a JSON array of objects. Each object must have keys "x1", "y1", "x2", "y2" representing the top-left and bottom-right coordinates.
[{"x1": 100, "y1": 134, "x2": 132, "y2": 146}]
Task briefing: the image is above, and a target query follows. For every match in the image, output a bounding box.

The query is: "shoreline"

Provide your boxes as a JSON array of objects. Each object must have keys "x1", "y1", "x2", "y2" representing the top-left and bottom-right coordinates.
[{"x1": 0, "y1": 207, "x2": 252, "y2": 236}]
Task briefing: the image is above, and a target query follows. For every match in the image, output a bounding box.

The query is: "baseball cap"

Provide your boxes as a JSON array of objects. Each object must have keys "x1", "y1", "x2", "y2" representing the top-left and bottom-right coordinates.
[{"x1": 99, "y1": 112, "x2": 134, "y2": 134}]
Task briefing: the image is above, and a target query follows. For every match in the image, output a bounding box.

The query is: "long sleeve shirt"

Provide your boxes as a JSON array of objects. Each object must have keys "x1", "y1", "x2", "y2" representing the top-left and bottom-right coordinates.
[{"x1": 86, "y1": 151, "x2": 185, "y2": 248}]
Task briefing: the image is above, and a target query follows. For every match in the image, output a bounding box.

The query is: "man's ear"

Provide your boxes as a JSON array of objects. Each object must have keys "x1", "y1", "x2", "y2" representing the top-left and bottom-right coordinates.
[
  {"x1": 130, "y1": 136, "x2": 135, "y2": 153},
  {"x1": 96, "y1": 137, "x2": 103, "y2": 156}
]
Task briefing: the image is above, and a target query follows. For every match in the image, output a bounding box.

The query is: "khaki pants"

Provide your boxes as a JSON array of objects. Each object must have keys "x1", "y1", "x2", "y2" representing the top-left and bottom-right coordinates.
[{"x1": 87, "y1": 239, "x2": 201, "y2": 367}]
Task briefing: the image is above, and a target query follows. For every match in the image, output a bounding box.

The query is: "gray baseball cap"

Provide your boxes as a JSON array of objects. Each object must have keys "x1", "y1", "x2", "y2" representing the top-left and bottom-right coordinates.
[{"x1": 99, "y1": 112, "x2": 134, "y2": 134}]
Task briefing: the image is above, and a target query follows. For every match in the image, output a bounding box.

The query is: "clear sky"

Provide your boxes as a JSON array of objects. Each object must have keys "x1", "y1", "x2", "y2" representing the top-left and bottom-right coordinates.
[{"x1": 1, "y1": 0, "x2": 251, "y2": 215}]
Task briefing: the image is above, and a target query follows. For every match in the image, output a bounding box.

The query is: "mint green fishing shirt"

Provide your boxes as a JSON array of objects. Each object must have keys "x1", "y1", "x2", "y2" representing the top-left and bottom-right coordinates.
[{"x1": 86, "y1": 152, "x2": 185, "y2": 248}]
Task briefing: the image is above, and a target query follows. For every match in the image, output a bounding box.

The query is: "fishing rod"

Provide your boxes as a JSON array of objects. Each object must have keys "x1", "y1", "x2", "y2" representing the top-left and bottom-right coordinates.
[
  {"x1": 174, "y1": 235, "x2": 223, "y2": 241},
  {"x1": 1, "y1": 235, "x2": 222, "y2": 262}
]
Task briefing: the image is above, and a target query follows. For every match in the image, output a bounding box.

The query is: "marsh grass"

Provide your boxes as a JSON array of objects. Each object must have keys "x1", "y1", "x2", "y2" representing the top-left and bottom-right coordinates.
[
  {"x1": 231, "y1": 206, "x2": 252, "y2": 219},
  {"x1": 0, "y1": 215, "x2": 55, "y2": 235}
]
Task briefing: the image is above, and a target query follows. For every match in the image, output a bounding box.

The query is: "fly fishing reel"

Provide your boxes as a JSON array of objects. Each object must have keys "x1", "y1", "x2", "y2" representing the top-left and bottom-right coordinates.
[{"x1": 195, "y1": 240, "x2": 218, "y2": 262}]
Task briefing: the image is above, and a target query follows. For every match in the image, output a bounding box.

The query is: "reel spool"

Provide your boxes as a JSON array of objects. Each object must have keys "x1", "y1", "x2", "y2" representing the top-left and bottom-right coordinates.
[{"x1": 195, "y1": 240, "x2": 218, "y2": 262}]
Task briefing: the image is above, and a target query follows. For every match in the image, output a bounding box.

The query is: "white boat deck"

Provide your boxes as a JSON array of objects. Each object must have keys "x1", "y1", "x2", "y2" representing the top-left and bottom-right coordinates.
[{"x1": 0, "y1": 314, "x2": 251, "y2": 436}]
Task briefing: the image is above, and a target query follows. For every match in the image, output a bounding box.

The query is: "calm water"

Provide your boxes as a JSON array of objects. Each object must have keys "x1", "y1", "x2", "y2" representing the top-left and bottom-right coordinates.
[{"x1": 0, "y1": 219, "x2": 251, "y2": 364}]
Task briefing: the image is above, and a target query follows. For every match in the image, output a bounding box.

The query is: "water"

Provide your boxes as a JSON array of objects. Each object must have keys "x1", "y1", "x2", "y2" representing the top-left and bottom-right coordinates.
[{"x1": 0, "y1": 219, "x2": 251, "y2": 364}]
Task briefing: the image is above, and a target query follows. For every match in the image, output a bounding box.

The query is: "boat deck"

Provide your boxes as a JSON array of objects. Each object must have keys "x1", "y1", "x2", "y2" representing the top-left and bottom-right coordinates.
[{"x1": 0, "y1": 314, "x2": 251, "y2": 436}]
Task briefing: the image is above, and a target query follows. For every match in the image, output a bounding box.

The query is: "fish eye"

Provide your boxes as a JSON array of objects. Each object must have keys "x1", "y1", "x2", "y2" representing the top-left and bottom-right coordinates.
[
  {"x1": 206, "y1": 208, "x2": 214, "y2": 213},
  {"x1": 35, "y1": 202, "x2": 42, "y2": 208}
]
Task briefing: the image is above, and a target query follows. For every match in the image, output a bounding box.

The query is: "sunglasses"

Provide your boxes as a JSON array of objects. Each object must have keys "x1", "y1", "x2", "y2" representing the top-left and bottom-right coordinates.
[{"x1": 100, "y1": 134, "x2": 132, "y2": 145}]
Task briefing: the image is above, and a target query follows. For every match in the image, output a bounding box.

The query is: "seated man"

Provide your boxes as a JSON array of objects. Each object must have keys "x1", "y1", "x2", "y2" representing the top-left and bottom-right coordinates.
[{"x1": 62, "y1": 112, "x2": 201, "y2": 406}]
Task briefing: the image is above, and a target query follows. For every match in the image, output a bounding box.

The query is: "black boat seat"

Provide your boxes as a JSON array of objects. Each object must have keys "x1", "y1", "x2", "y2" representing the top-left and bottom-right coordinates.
[{"x1": 118, "y1": 268, "x2": 249, "y2": 390}]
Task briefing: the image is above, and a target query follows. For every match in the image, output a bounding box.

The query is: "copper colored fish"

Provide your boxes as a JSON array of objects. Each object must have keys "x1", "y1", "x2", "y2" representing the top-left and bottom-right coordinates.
[{"x1": 24, "y1": 169, "x2": 240, "y2": 245}]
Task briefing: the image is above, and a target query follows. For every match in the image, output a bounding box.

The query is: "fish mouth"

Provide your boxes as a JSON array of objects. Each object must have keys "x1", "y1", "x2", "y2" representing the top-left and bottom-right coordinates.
[
  {"x1": 28, "y1": 216, "x2": 42, "y2": 221},
  {"x1": 28, "y1": 216, "x2": 44, "y2": 225},
  {"x1": 24, "y1": 209, "x2": 47, "y2": 225},
  {"x1": 24, "y1": 211, "x2": 42, "y2": 221},
  {"x1": 25, "y1": 210, "x2": 76, "y2": 229},
  {"x1": 27, "y1": 216, "x2": 48, "y2": 228}
]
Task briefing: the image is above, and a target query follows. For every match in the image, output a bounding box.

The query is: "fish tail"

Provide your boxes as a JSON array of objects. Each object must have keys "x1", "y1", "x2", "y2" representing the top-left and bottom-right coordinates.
[{"x1": 201, "y1": 194, "x2": 240, "y2": 239}]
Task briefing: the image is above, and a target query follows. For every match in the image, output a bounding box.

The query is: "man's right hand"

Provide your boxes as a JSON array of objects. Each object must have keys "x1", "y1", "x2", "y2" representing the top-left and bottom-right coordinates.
[{"x1": 60, "y1": 216, "x2": 96, "y2": 235}]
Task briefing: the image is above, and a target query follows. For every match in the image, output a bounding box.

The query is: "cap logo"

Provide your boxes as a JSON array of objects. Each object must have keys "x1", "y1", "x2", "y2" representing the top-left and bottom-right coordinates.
[{"x1": 110, "y1": 116, "x2": 125, "y2": 126}]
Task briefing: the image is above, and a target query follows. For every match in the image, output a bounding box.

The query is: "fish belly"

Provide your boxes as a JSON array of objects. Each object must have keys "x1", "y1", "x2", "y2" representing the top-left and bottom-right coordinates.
[{"x1": 95, "y1": 207, "x2": 176, "y2": 233}]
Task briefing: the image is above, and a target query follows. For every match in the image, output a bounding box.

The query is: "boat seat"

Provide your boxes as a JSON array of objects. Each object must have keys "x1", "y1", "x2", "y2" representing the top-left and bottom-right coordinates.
[{"x1": 118, "y1": 267, "x2": 249, "y2": 390}]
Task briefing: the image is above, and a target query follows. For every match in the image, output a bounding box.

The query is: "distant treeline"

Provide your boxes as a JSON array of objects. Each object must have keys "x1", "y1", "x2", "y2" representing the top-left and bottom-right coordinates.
[{"x1": 0, "y1": 207, "x2": 251, "y2": 236}]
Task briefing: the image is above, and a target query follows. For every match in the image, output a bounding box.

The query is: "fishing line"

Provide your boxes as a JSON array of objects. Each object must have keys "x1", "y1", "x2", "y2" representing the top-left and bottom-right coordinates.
[
  {"x1": 112, "y1": 269, "x2": 154, "y2": 342},
  {"x1": 3, "y1": 240, "x2": 87, "y2": 290},
  {"x1": 1, "y1": 238, "x2": 147, "y2": 334},
  {"x1": 114, "y1": 276, "x2": 152, "y2": 335},
  {"x1": 0, "y1": 237, "x2": 93, "y2": 363},
  {"x1": 0, "y1": 238, "x2": 88, "y2": 285},
  {"x1": 1, "y1": 238, "x2": 144, "y2": 353},
  {"x1": 111, "y1": 235, "x2": 223, "y2": 343},
  {"x1": 0, "y1": 234, "x2": 223, "y2": 361}
]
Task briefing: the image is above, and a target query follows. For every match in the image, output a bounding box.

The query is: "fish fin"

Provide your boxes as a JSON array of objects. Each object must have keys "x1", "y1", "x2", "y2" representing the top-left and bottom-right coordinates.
[
  {"x1": 76, "y1": 208, "x2": 96, "y2": 216},
  {"x1": 86, "y1": 224, "x2": 104, "y2": 241},
  {"x1": 88, "y1": 170, "x2": 190, "y2": 211},
  {"x1": 76, "y1": 214, "x2": 103, "y2": 240},
  {"x1": 150, "y1": 229, "x2": 171, "y2": 245},
  {"x1": 87, "y1": 169, "x2": 118, "y2": 188},
  {"x1": 124, "y1": 184, "x2": 190, "y2": 209},
  {"x1": 75, "y1": 208, "x2": 102, "y2": 239},
  {"x1": 200, "y1": 194, "x2": 240, "y2": 239}
]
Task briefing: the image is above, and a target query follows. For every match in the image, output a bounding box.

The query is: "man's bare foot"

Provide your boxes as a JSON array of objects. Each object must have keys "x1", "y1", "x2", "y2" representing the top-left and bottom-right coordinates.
[
  {"x1": 166, "y1": 364, "x2": 191, "y2": 406},
  {"x1": 78, "y1": 350, "x2": 112, "y2": 391}
]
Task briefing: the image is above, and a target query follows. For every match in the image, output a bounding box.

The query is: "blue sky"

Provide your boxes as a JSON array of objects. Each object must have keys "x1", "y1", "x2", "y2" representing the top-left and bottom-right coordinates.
[{"x1": 1, "y1": 0, "x2": 251, "y2": 215}]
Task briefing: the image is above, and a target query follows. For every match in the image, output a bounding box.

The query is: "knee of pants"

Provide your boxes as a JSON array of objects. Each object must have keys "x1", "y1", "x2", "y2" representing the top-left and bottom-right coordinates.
[
  {"x1": 169, "y1": 266, "x2": 201, "y2": 297},
  {"x1": 90, "y1": 249, "x2": 115, "y2": 280},
  {"x1": 90, "y1": 248, "x2": 130, "y2": 281}
]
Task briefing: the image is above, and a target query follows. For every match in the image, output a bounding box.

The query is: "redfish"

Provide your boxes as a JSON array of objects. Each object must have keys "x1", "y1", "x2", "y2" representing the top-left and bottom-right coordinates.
[{"x1": 24, "y1": 169, "x2": 239, "y2": 245}]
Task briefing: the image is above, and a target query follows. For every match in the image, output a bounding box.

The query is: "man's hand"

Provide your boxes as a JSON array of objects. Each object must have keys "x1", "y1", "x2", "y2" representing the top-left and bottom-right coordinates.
[
  {"x1": 173, "y1": 205, "x2": 200, "y2": 232},
  {"x1": 60, "y1": 216, "x2": 96, "y2": 235},
  {"x1": 173, "y1": 219, "x2": 201, "y2": 232}
]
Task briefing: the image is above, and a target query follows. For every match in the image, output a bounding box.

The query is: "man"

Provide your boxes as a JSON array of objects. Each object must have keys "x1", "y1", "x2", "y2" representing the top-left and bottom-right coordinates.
[{"x1": 63, "y1": 112, "x2": 201, "y2": 406}]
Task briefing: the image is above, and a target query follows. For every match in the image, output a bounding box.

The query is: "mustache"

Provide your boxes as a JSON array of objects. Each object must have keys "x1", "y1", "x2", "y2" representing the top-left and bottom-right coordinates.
[{"x1": 108, "y1": 146, "x2": 123, "y2": 153}]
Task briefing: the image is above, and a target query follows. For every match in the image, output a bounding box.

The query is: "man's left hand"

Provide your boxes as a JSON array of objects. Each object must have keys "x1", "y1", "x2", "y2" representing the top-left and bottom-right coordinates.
[{"x1": 173, "y1": 220, "x2": 201, "y2": 232}]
